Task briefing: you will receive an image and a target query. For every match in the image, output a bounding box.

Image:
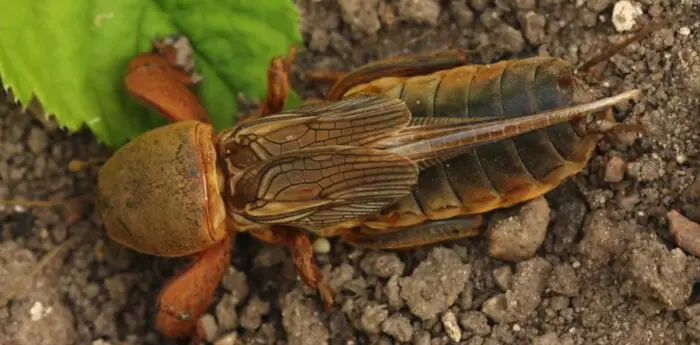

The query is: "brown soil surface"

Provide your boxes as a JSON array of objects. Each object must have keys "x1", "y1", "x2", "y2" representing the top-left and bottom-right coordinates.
[{"x1": 1, "y1": 1, "x2": 700, "y2": 344}]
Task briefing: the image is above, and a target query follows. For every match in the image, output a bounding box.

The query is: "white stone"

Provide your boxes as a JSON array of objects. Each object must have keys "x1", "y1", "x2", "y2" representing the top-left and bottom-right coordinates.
[{"x1": 612, "y1": 1, "x2": 642, "y2": 32}]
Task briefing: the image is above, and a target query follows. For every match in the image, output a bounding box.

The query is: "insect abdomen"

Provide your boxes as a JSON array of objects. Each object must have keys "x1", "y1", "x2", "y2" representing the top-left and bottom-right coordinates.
[{"x1": 350, "y1": 57, "x2": 602, "y2": 223}]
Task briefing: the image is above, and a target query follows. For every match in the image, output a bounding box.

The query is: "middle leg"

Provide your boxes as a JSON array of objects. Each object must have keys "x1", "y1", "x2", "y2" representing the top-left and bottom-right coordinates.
[
  {"x1": 249, "y1": 226, "x2": 334, "y2": 310},
  {"x1": 340, "y1": 215, "x2": 485, "y2": 250}
]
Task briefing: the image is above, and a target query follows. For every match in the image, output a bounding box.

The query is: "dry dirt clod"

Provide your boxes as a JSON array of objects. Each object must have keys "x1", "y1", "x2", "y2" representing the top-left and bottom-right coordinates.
[
  {"x1": 450, "y1": 0, "x2": 475, "y2": 27},
  {"x1": 519, "y1": 11, "x2": 547, "y2": 45},
  {"x1": 626, "y1": 153, "x2": 666, "y2": 182},
  {"x1": 360, "y1": 303, "x2": 389, "y2": 334},
  {"x1": 505, "y1": 257, "x2": 553, "y2": 321},
  {"x1": 360, "y1": 251, "x2": 405, "y2": 278},
  {"x1": 239, "y1": 296, "x2": 270, "y2": 331},
  {"x1": 281, "y1": 290, "x2": 329, "y2": 345},
  {"x1": 399, "y1": 247, "x2": 471, "y2": 320},
  {"x1": 578, "y1": 210, "x2": 634, "y2": 265},
  {"x1": 532, "y1": 331, "x2": 562, "y2": 345},
  {"x1": 488, "y1": 197, "x2": 550, "y2": 262},
  {"x1": 10, "y1": 299, "x2": 76, "y2": 345},
  {"x1": 381, "y1": 313, "x2": 413, "y2": 342},
  {"x1": 338, "y1": 0, "x2": 382, "y2": 37},
  {"x1": 220, "y1": 266, "x2": 249, "y2": 305},
  {"x1": 397, "y1": 0, "x2": 441, "y2": 26},
  {"x1": 547, "y1": 263, "x2": 580, "y2": 297},
  {"x1": 622, "y1": 236, "x2": 694, "y2": 310},
  {"x1": 215, "y1": 293, "x2": 239, "y2": 332},
  {"x1": 385, "y1": 274, "x2": 404, "y2": 309},
  {"x1": 495, "y1": 23, "x2": 526, "y2": 53},
  {"x1": 460, "y1": 311, "x2": 491, "y2": 336}
]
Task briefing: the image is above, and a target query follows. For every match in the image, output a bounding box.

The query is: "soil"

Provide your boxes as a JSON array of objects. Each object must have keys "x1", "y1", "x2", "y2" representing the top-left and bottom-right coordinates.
[{"x1": 1, "y1": 0, "x2": 700, "y2": 344}]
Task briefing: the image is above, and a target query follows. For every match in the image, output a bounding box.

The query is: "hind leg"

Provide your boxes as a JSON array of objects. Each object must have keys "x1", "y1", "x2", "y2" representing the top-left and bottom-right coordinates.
[
  {"x1": 304, "y1": 49, "x2": 470, "y2": 100},
  {"x1": 124, "y1": 36, "x2": 209, "y2": 123},
  {"x1": 249, "y1": 226, "x2": 334, "y2": 310},
  {"x1": 340, "y1": 215, "x2": 484, "y2": 250}
]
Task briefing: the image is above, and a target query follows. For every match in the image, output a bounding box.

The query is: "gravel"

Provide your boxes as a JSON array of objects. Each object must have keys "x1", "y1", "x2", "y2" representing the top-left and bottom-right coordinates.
[{"x1": 2, "y1": 0, "x2": 699, "y2": 344}]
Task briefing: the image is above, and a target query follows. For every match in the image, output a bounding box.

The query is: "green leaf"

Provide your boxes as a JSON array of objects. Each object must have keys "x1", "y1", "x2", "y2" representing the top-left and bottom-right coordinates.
[{"x1": 0, "y1": 0, "x2": 303, "y2": 147}]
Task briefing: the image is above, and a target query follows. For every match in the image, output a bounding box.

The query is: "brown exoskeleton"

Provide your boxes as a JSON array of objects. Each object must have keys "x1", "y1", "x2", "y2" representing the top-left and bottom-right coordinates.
[{"x1": 96, "y1": 22, "x2": 664, "y2": 342}]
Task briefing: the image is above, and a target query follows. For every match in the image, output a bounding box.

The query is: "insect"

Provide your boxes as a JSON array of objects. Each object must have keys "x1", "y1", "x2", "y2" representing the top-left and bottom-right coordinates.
[{"x1": 96, "y1": 21, "x2": 664, "y2": 342}]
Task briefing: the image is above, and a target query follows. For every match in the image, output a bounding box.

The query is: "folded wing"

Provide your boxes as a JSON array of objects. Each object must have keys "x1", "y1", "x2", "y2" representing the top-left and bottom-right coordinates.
[{"x1": 228, "y1": 146, "x2": 419, "y2": 229}]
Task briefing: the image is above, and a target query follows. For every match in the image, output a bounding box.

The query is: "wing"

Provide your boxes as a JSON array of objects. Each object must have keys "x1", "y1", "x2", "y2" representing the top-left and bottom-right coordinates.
[
  {"x1": 227, "y1": 146, "x2": 419, "y2": 229},
  {"x1": 217, "y1": 94, "x2": 411, "y2": 172},
  {"x1": 384, "y1": 89, "x2": 642, "y2": 168}
]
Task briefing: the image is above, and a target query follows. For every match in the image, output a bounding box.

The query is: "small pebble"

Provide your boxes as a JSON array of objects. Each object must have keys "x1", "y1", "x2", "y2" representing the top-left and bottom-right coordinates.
[
  {"x1": 29, "y1": 301, "x2": 49, "y2": 321},
  {"x1": 586, "y1": 0, "x2": 612, "y2": 12},
  {"x1": 460, "y1": 311, "x2": 491, "y2": 336},
  {"x1": 27, "y1": 127, "x2": 48, "y2": 154},
  {"x1": 679, "y1": 26, "x2": 691, "y2": 36},
  {"x1": 481, "y1": 294, "x2": 509, "y2": 324},
  {"x1": 493, "y1": 265, "x2": 513, "y2": 292},
  {"x1": 239, "y1": 296, "x2": 270, "y2": 331},
  {"x1": 312, "y1": 237, "x2": 331, "y2": 255},
  {"x1": 216, "y1": 294, "x2": 239, "y2": 331},
  {"x1": 441, "y1": 311, "x2": 462, "y2": 342},
  {"x1": 667, "y1": 210, "x2": 700, "y2": 257},
  {"x1": 381, "y1": 313, "x2": 414, "y2": 343},
  {"x1": 450, "y1": 0, "x2": 474, "y2": 27},
  {"x1": 604, "y1": 156, "x2": 627, "y2": 183},
  {"x1": 677, "y1": 154, "x2": 688, "y2": 165},
  {"x1": 549, "y1": 296, "x2": 570, "y2": 310},
  {"x1": 533, "y1": 331, "x2": 561, "y2": 345},
  {"x1": 214, "y1": 332, "x2": 238, "y2": 345},
  {"x1": 413, "y1": 330, "x2": 431, "y2": 345},
  {"x1": 199, "y1": 314, "x2": 219, "y2": 343},
  {"x1": 612, "y1": 0, "x2": 642, "y2": 32}
]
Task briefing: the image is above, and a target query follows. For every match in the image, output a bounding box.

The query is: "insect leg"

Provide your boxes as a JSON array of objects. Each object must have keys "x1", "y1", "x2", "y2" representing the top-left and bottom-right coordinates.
[
  {"x1": 124, "y1": 36, "x2": 209, "y2": 123},
  {"x1": 341, "y1": 215, "x2": 484, "y2": 250},
  {"x1": 154, "y1": 236, "x2": 233, "y2": 339},
  {"x1": 249, "y1": 226, "x2": 334, "y2": 310},
  {"x1": 311, "y1": 49, "x2": 470, "y2": 100},
  {"x1": 239, "y1": 46, "x2": 300, "y2": 124},
  {"x1": 576, "y1": 19, "x2": 671, "y2": 78}
]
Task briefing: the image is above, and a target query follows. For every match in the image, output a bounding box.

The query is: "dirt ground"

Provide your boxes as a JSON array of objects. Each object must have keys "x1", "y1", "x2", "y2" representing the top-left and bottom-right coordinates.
[{"x1": 2, "y1": 0, "x2": 700, "y2": 344}]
